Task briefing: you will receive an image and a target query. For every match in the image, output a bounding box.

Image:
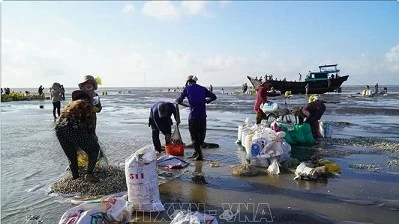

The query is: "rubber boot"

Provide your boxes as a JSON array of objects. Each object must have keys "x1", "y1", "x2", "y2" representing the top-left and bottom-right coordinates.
[
  {"x1": 70, "y1": 165, "x2": 79, "y2": 180},
  {"x1": 188, "y1": 152, "x2": 198, "y2": 159},
  {"x1": 195, "y1": 150, "x2": 203, "y2": 161}
]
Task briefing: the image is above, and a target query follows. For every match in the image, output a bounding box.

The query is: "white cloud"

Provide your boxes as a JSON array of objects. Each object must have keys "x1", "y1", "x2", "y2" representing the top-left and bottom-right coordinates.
[
  {"x1": 181, "y1": 1, "x2": 208, "y2": 16},
  {"x1": 142, "y1": 1, "x2": 180, "y2": 21},
  {"x1": 122, "y1": 3, "x2": 134, "y2": 14},
  {"x1": 385, "y1": 45, "x2": 399, "y2": 62},
  {"x1": 141, "y1": 1, "x2": 210, "y2": 21},
  {"x1": 3, "y1": 34, "x2": 399, "y2": 88},
  {"x1": 385, "y1": 45, "x2": 399, "y2": 71}
]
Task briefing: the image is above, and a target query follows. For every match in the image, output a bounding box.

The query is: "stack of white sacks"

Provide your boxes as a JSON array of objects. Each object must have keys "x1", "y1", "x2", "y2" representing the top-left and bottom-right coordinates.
[{"x1": 237, "y1": 118, "x2": 291, "y2": 175}]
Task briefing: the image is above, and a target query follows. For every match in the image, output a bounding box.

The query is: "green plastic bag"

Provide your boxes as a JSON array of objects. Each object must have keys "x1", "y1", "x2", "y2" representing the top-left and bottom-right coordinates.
[{"x1": 278, "y1": 123, "x2": 315, "y2": 146}]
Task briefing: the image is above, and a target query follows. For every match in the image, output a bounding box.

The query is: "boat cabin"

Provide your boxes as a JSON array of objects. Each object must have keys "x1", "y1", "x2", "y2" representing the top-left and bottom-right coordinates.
[{"x1": 306, "y1": 64, "x2": 340, "y2": 81}]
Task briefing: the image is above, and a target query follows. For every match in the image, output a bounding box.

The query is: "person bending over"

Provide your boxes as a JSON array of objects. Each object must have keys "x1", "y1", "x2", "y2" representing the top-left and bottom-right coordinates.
[
  {"x1": 149, "y1": 101, "x2": 180, "y2": 153},
  {"x1": 54, "y1": 90, "x2": 100, "y2": 182},
  {"x1": 298, "y1": 95, "x2": 326, "y2": 138}
]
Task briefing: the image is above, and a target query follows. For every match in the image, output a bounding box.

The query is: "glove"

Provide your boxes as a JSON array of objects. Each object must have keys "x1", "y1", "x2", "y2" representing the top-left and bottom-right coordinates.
[{"x1": 92, "y1": 107, "x2": 100, "y2": 113}]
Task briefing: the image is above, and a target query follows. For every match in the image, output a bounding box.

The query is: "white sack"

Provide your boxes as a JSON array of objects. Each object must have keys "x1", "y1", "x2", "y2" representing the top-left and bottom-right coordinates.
[{"x1": 125, "y1": 145, "x2": 165, "y2": 212}]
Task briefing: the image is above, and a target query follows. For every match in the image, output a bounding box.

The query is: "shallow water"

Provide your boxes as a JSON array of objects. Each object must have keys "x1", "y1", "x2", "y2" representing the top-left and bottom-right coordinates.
[{"x1": 1, "y1": 85, "x2": 399, "y2": 223}]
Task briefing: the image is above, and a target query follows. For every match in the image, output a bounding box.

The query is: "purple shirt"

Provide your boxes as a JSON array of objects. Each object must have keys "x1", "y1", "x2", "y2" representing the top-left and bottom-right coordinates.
[{"x1": 176, "y1": 83, "x2": 217, "y2": 119}]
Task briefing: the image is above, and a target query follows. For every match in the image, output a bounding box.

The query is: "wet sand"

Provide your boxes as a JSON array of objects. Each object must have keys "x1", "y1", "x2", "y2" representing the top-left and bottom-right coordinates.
[
  {"x1": 1, "y1": 87, "x2": 399, "y2": 223},
  {"x1": 120, "y1": 125, "x2": 399, "y2": 224}
]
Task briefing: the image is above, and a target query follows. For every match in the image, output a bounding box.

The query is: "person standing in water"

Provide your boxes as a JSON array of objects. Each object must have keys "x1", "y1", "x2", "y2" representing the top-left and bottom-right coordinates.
[
  {"x1": 60, "y1": 85, "x2": 65, "y2": 100},
  {"x1": 242, "y1": 83, "x2": 248, "y2": 94},
  {"x1": 253, "y1": 83, "x2": 271, "y2": 124},
  {"x1": 38, "y1": 85, "x2": 44, "y2": 96},
  {"x1": 305, "y1": 83, "x2": 309, "y2": 95},
  {"x1": 50, "y1": 82, "x2": 64, "y2": 120},
  {"x1": 176, "y1": 75, "x2": 217, "y2": 160},
  {"x1": 54, "y1": 90, "x2": 100, "y2": 182},
  {"x1": 78, "y1": 75, "x2": 102, "y2": 131}
]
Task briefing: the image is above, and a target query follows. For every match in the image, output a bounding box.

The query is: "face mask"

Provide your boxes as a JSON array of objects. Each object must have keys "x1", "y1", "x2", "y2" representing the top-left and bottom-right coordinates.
[{"x1": 93, "y1": 96, "x2": 99, "y2": 105}]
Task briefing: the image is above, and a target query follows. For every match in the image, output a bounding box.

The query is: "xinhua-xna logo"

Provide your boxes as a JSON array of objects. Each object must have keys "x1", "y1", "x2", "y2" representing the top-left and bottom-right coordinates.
[{"x1": 132, "y1": 202, "x2": 273, "y2": 223}]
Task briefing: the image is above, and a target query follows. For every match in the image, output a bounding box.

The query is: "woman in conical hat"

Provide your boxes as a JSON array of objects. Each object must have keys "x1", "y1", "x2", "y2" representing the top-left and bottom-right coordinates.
[
  {"x1": 78, "y1": 75, "x2": 103, "y2": 139},
  {"x1": 55, "y1": 90, "x2": 101, "y2": 182}
]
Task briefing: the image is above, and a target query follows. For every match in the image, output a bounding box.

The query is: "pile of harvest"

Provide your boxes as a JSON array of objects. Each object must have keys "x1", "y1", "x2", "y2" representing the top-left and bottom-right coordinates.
[
  {"x1": 231, "y1": 164, "x2": 259, "y2": 176},
  {"x1": 1, "y1": 93, "x2": 46, "y2": 102},
  {"x1": 50, "y1": 165, "x2": 126, "y2": 197}
]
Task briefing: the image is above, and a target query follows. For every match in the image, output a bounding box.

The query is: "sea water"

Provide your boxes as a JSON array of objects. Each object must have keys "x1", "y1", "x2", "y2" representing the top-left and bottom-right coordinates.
[{"x1": 1, "y1": 85, "x2": 399, "y2": 223}]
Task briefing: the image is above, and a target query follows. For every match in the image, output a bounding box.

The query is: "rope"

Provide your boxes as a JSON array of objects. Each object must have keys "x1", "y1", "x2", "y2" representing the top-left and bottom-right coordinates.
[{"x1": 348, "y1": 75, "x2": 367, "y2": 86}]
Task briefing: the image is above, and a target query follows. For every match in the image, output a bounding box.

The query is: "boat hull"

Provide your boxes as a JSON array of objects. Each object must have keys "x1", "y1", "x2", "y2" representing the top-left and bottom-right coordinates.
[{"x1": 247, "y1": 75, "x2": 349, "y2": 94}]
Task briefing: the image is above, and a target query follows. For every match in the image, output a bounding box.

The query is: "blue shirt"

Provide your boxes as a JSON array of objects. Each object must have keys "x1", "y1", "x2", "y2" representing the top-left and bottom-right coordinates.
[
  {"x1": 176, "y1": 83, "x2": 217, "y2": 119},
  {"x1": 150, "y1": 102, "x2": 176, "y2": 121},
  {"x1": 150, "y1": 102, "x2": 177, "y2": 133}
]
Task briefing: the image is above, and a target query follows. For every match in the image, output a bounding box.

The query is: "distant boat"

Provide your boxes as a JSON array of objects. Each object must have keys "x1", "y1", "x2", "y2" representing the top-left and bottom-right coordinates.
[{"x1": 247, "y1": 64, "x2": 349, "y2": 94}]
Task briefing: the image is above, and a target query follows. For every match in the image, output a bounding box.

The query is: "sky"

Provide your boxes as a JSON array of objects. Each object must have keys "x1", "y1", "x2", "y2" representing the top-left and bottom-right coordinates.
[{"x1": 1, "y1": 1, "x2": 399, "y2": 88}]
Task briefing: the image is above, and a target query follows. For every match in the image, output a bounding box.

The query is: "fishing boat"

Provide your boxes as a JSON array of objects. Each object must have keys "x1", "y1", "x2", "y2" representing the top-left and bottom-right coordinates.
[{"x1": 247, "y1": 64, "x2": 349, "y2": 94}]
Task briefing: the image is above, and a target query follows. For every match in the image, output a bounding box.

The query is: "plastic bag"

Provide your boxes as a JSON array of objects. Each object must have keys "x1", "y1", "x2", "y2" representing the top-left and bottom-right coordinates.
[
  {"x1": 278, "y1": 123, "x2": 314, "y2": 146},
  {"x1": 294, "y1": 162, "x2": 317, "y2": 180},
  {"x1": 77, "y1": 142, "x2": 109, "y2": 169},
  {"x1": 318, "y1": 159, "x2": 341, "y2": 173},
  {"x1": 171, "y1": 125, "x2": 183, "y2": 145},
  {"x1": 262, "y1": 102, "x2": 279, "y2": 113},
  {"x1": 58, "y1": 198, "x2": 130, "y2": 224},
  {"x1": 249, "y1": 156, "x2": 270, "y2": 168},
  {"x1": 278, "y1": 141, "x2": 292, "y2": 163},
  {"x1": 267, "y1": 157, "x2": 280, "y2": 175},
  {"x1": 319, "y1": 121, "x2": 333, "y2": 138},
  {"x1": 157, "y1": 155, "x2": 190, "y2": 169},
  {"x1": 170, "y1": 210, "x2": 218, "y2": 224}
]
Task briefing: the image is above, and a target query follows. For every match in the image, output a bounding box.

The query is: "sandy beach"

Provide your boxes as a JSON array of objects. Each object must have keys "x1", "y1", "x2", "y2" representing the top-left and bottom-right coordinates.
[{"x1": 1, "y1": 86, "x2": 399, "y2": 224}]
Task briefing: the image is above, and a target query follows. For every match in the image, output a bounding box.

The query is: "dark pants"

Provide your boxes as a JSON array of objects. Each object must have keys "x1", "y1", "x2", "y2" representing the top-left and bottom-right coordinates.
[
  {"x1": 188, "y1": 118, "x2": 207, "y2": 154},
  {"x1": 298, "y1": 115, "x2": 320, "y2": 139},
  {"x1": 149, "y1": 118, "x2": 172, "y2": 152},
  {"x1": 307, "y1": 117, "x2": 320, "y2": 138},
  {"x1": 55, "y1": 125, "x2": 100, "y2": 178},
  {"x1": 256, "y1": 110, "x2": 267, "y2": 124},
  {"x1": 52, "y1": 101, "x2": 61, "y2": 118}
]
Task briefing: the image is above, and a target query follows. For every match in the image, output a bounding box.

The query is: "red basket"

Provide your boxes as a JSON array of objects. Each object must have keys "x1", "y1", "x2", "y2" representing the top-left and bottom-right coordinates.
[{"x1": 165, "y1": 144, "x2": 184, "y2": 156}]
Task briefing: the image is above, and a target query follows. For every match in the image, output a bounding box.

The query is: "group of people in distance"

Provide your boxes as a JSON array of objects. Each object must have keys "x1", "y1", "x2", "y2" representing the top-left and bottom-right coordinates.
[{"x1": 55, "y1": 74, "x2": 217, "y2": 182}]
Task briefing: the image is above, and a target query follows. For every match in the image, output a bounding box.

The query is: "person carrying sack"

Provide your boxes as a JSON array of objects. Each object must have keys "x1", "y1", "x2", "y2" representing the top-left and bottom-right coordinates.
[
  {"x1": 149, "y1": 102, "x2": 180, "y2": 153},
  {"x1": 54, "y1": 90, "x2": 101, "y2": 182}
]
